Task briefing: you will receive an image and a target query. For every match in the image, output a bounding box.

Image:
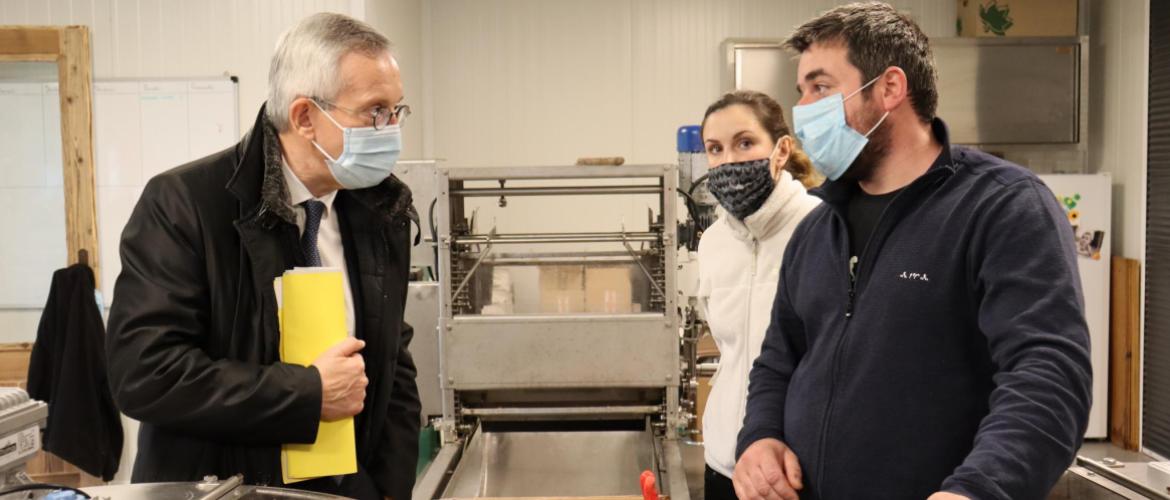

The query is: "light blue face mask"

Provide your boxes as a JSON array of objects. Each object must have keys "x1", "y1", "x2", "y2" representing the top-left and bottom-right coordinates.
[
  {"x1": 311, "y1": 100, "x2": 402, "y2": 189},
  {"x1": 792, "y1": 75, "x2": 889, "y2": 181}
]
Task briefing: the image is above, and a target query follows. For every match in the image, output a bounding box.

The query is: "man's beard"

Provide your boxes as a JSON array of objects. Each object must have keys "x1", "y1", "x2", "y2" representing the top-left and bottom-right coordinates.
[{"x1": 842, "y1": 96, "x2": 891, "y2": 183}]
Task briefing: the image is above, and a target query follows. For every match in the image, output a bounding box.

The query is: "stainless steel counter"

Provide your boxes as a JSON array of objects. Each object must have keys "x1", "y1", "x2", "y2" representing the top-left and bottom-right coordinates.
[{"x1": 441, "y1": 429, "x2": 653, "y2": 498}]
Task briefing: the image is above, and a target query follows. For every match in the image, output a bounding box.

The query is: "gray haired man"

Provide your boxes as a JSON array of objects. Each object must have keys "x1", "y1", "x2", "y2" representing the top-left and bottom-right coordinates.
[{"x1": 106, "y1": 12, "x2": 419, "y2": 500}]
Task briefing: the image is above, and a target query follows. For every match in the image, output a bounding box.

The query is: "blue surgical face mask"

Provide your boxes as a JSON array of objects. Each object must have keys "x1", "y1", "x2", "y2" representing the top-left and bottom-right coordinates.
[
  {"x1": 311, "y1": 100, "x2": 402, "y2": 190},
  {"x1": 792, "y1": 75, "x2": 889, "y2": 181}
]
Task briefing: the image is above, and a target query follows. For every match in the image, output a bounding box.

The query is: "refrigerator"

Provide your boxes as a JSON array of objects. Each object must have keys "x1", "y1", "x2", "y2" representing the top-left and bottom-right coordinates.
[{"x1": 1039, "y1": 173, "x2": 1111, "y2": 439}]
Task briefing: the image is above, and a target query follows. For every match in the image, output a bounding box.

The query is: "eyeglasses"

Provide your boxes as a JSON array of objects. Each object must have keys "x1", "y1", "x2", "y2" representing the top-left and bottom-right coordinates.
[{"x1": 312, "y1": 98, "x2": 411, "y2": 130}]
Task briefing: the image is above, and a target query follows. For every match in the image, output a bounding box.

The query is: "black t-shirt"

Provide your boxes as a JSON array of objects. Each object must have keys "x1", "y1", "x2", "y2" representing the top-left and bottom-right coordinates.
[{"x1": 846, "y1": 188, "x2": 903, "y2": 259}]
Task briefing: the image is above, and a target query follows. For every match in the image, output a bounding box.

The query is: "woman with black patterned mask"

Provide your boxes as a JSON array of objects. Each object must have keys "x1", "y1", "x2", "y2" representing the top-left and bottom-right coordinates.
[{"x1": 695, "y1": 90, "x2": 820, "y2": 500}]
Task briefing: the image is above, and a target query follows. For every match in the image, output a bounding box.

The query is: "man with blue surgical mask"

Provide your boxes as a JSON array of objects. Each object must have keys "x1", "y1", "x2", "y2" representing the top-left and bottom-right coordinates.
[
  {"x1": 732, "y1": 3, "x2": 1092, "y2": 500},
  {"x1": 106, "y1": 13, "x2": 418, "y2": 500}
]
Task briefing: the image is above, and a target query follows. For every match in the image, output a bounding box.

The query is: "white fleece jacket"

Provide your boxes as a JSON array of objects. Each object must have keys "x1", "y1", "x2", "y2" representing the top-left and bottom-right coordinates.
[{"x1": 698, "y1": 169, "x2": 820, "y2": 478}]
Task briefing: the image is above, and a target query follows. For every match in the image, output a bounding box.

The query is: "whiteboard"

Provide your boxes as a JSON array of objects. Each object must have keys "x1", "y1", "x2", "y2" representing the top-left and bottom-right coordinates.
[
  {"x1": 0, "y1": 82, "x2": 66, "y2": 308},
  {"x1": 0, "y1": 78, "x2": 239, "y2": 308}
]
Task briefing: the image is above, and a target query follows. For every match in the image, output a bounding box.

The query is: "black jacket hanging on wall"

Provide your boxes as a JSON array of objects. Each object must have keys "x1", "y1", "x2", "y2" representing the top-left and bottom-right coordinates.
[{"x1": 27, "y1": 263, "x2": 123, "y2": 481}]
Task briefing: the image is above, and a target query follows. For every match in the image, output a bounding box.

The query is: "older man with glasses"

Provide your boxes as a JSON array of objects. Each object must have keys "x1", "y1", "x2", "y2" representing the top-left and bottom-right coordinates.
[{"x1": 106, "y1": 12, "x2": 419, "y2": 500}]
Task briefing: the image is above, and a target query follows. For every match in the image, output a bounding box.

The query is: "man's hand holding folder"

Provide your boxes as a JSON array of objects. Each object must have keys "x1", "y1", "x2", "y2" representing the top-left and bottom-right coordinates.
[{"x1": 314, "y1": 338, "x2": 368, "y2": 420}]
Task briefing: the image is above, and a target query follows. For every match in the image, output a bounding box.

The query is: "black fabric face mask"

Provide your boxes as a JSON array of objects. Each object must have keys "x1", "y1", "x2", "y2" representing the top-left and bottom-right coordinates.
[{"x1": 706, "y1": 157, "x2": 775, "y2": 220}]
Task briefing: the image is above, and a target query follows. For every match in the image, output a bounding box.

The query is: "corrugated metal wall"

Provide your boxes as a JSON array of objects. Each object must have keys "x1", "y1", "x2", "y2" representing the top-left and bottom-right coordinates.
[{"x1": 1143, "y1": 0, "x2": 1168, "y2": 457}]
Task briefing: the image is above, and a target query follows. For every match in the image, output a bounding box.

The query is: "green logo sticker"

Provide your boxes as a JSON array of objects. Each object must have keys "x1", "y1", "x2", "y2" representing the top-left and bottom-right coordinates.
[{"x1": 980, "y1": 1, "x2": 1014, "y2": 36}]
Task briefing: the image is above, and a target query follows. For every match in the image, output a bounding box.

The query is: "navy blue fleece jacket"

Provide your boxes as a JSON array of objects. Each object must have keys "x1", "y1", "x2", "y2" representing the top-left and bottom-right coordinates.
[{"x1": 736, "y1": 119, "x2": 1092, "y2": 500}]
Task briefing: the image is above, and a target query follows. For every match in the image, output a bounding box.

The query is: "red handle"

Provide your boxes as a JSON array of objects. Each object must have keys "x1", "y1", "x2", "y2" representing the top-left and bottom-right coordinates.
[{"x1": 640, "y1": 470, "x2": 658, "y2": 500}]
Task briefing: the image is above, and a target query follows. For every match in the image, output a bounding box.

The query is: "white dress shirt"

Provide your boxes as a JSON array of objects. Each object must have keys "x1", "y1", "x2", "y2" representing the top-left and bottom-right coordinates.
[{"x1": 283, "y1": 162, "x2": 355, "y2": 337}]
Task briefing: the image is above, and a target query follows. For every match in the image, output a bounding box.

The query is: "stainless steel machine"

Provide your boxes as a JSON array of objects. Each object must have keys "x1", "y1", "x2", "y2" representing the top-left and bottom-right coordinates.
[
  {"x1": 412, "y1": 164, "x2": 692, "y2": 500},
  {"x1": 0, "y1": 388, "x2": 47, "y2": 493}
]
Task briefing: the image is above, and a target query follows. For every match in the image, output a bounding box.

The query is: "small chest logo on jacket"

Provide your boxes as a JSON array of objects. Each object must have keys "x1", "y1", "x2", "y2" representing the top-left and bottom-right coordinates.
[{"x1": 898, "y1": 271, "x2": 930, "y2": 282}]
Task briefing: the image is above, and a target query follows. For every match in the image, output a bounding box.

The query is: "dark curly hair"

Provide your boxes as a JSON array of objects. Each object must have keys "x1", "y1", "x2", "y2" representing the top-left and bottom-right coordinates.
[{"x1": 784, "y1": 1, "x2": 938, "y2": 124}]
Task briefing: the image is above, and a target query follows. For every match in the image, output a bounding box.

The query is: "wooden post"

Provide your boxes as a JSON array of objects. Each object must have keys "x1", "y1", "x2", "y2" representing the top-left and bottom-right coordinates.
[
  {"x1": 1110, "y1": 256, "x2": 1142, "y2": 450},
  {"x1": 0, "y1": 25, "x2": 99, "y2": 286},
  {"x1": 56, "y1": 26, "x2": 99, "y2": 286}
]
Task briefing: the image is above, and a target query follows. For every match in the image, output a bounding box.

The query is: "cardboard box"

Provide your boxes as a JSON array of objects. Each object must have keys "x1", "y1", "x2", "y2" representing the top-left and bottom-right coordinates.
[
  {"x1": 0, "y1": 343, "x2": 32, "y2": 388},
  {"x1": 957, "y1": 0, "x2": 1077, "y2": 37},
  {"x1": 696, "y1": 332, "x2": 720, "y2": 359},
  {"x1": 584, "y1": 267, "x2": 633, "y2": 314},
  {"x1": 539, "y1": 265, "x2": 585, "y2": 313}
]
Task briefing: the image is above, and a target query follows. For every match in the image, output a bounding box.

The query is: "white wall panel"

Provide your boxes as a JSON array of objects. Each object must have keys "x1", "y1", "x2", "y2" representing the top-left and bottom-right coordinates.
[
  {"x1": 425, "y1": 1, "x2": 957, "y2": 169},
  {"x1": 1089, "y1": 0, "x2": 1149, "y2": 261},
  {"x1": 414, "y1": 1, "x2": 958, "y2": 238}
]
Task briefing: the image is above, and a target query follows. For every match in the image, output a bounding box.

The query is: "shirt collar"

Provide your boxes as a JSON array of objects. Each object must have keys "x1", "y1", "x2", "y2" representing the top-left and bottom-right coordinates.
[{"x1": 282, "y1": 159, "x2": 338, "y2": 211}]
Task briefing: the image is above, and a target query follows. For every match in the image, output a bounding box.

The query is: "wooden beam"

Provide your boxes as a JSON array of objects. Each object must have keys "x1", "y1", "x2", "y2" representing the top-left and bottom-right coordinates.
[
  {"x1": 0, "y1": 26, "x2": 60, "y2": 56},
  {"x1": 1109, "y1": 256, "x2": 1142, "y2": 450},
  {"x1": 55, "y1": 26, "x2": 100, "y2": 286},
  {"x1": 0, "y1": 53, "x2": 58, "y2": 62}
]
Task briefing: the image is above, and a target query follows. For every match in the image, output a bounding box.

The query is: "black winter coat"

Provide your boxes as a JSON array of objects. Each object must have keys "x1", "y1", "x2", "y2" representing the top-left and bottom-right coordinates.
[{"x1": 105, "y1": 105, "x2": 420, "y2": 500}]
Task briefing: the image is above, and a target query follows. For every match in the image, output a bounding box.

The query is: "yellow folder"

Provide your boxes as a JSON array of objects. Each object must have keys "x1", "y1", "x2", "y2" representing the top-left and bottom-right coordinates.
[{"x1": 277, "y1": 268, "x2": 357, "y2": 483}]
